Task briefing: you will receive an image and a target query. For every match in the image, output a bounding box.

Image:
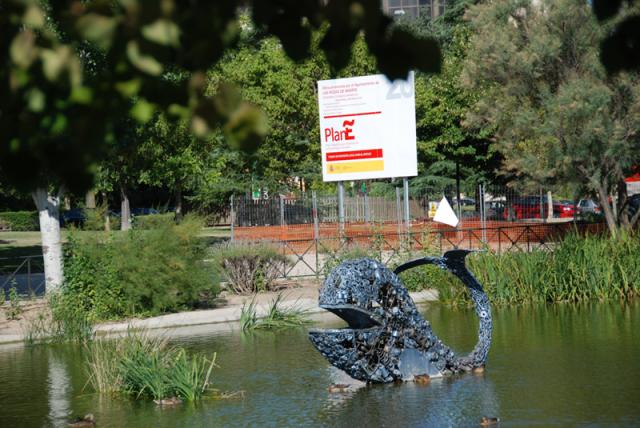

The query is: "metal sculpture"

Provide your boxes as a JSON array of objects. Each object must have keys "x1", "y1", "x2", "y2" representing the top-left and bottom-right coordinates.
[{"x1": 309, "y1": 250, "x2": 492, "y2": 383}]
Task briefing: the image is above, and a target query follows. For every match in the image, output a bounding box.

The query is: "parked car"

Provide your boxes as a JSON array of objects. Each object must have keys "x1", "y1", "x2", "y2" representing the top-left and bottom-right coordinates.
[
  {"x1": 60, "y1": 208, "x2": 85, "y2": 227},
  {"x1": 577, "y1": 199, "x2": 602, "y2": 215},
  {"x1": 452, "y1": 197, "x2": 476, "y2": 206},
  {"x1": 555, "y1": 200, "x2": 577, "y2": 218},
  {"x1": 506, "y1": 196, "x2": 546, "y2": 219},
  {"x1": 506, "y1": 196, "x2": 576, "y2": 219},
  {"x1": 131, "y1": 208, "x2": 160, "y2": 216},
  {"x1": 486, "y1": 200, "x2": 506, "y2": 220}
]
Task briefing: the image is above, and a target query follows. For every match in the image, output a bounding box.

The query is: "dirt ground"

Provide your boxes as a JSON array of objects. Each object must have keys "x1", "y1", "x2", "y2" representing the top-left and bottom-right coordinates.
[{"x1": 0, "y1": 298, "x2": 50, "y2": 339}]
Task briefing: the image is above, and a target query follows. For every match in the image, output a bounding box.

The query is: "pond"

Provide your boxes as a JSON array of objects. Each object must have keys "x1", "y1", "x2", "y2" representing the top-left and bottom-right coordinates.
[{"x1": 1, "y1": 301, "x2": 639, "y2": 427}]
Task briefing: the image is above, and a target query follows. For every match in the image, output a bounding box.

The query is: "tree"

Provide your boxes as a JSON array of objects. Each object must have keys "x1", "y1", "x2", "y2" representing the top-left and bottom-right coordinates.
[
  {"x1": 209, "y1": 29, "x2": 380, "y2": 193},
  {"x1": 396, "y1": 0, "x2": 498, "y2": 192},
  {"x1": 2, "y1": 1, "x2": 442, "y2": 292},
  {"x1": 138, "y1": 116, "x2": 211, "y2": 221},
  {"x1": 463, "y1": 0, "x2": 640, "y2": 235}
]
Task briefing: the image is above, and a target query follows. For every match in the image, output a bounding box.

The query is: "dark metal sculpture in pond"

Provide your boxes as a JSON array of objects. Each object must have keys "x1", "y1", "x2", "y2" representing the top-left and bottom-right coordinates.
[{"x1": 308, "y1": 250, "x2": 492, "y2": 383}]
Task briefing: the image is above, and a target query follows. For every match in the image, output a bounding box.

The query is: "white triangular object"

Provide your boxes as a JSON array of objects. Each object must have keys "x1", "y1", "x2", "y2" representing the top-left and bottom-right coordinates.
[{"x1": 433, "y1": 197, "x2": 459, "y2": 227}]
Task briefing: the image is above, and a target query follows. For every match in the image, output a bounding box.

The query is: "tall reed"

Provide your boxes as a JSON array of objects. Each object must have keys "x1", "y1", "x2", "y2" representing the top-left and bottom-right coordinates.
[{"x1": 432, "y1": 233, "x2": 640, "y2": 305}]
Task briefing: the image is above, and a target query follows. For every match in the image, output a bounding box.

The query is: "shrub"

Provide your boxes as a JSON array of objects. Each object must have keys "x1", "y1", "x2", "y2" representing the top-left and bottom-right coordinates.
[
  {"x1": 133, "y1": 213, "x2": 175, "y2": 229},
  {"x1": 0, "y1": 211, "x2": 39, "y2": 231},
  {"x1": 54, "y1": 215, "x2": 219, "y2": 326},
  {"x1": 83, "y1": 203, "x2": 116, "y2": 231},
  {"x1": 212, "y1": 243, "x2": 289, "y2": 293}
]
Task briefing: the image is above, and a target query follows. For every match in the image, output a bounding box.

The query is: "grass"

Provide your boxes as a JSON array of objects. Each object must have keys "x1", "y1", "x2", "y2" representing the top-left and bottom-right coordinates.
[
  {"x1": 240, "y1": 293, "x2": 311, "y2": 331},
  {"x1": 85, "y1": 331, "x2": 218, "y2": 401}
]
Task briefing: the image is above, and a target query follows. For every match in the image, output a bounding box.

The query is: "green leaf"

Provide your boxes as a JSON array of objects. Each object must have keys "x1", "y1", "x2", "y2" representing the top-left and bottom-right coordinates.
[
  {"x1": 127, "y1": 41, "x2": 164, "y2": 76},
  {"x1": 23, "y1": 5, "x2": 46, "y2": 29},
  {"x1": 70, "y1": 86, "x2": 94, "y2": 104},
  {"x1": 115, "y1": 79, "x2": 142, "y2": 98},
  {"x1": 224, "y1": 102, "x2": 268, "y2": 151},
  {"x1": 142, "y1": 19, "x2": 181, "y2": 47},
  {"x1": 10, "y1": 31, "x2": 38, "y2": 68},
  {"x1": 76, "y1": 13, "x2": 119, "y2": 51},
  {"x1": 131, "y1": 98, "x2": 156, "y2": 123},
  {"x1": 26, "y1": 88, "x2": 45, "y2": 112}
]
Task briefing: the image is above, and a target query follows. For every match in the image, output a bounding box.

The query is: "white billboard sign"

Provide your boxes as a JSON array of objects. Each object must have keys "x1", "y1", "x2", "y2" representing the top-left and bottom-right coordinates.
[{"x1": 318, "y1": 73, "x2": 417, "y2": 182}]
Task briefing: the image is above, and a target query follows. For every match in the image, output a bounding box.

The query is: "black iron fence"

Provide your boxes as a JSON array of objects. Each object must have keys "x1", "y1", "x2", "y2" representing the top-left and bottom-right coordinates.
[
  {"x1": 0, "y1": 255, "x2": 45, "y2": 298},
  {"x1": 230, "y1": 185, "x2": 591, "y2": 232},
  {"x1": 229, "y1": 221, "x2": 607, "y2": 280}
]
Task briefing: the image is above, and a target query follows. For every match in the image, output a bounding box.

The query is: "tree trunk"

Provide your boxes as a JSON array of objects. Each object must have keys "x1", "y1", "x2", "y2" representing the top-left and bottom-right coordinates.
[
  {"x1": 101, "y1": 192, "x2": 111, "y2": 232},
  {"x1": 32, "y1": 188, "x2": 63, "y2": 292},
  {"x1": 597, "y1": 185, "x2": 618, "y2": 238},
  {"x1": 85, "y1": 190, "x2": 96, "y2": 209},
  {"x1": 175, "y1": 181, "x2": 183, "y2": 222},
  {"x1": 546, "y1": 191, "x2": 553, "y2": 221},
  {"x1": 120, "y1": 185, "x2": 131, "y2": 231}
]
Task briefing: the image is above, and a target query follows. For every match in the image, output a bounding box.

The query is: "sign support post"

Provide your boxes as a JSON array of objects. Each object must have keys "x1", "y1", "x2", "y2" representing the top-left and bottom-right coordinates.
[
  {"x1": 403, "y1": 177, "x2": 411, "y2": 233},
  {"x1": 338, "y1": 181, "x2": 345, "y2": 239},
  {"x1": 396, "y1": 186, "x2": 402, "y2": 237}
]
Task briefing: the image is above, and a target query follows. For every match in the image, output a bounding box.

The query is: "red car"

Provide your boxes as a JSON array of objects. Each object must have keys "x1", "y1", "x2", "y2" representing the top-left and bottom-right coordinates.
[
  {"x1": 555, "y1": 200, "x2": 577, "y2": 218},
  {"x1": 505, "y1": 197, "x2": 576, "y2": 219}
]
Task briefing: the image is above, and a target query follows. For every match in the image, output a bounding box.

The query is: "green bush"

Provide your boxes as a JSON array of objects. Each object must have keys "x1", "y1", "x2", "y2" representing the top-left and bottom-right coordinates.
[
  {"x1": 211, "y1": 243, "x2": 289, "y2": 293},
  {"x1": 0, "y1": 211, "x2": 39, "y2": 231},
  {"x1": 82, "y1": 203, "x2": 121, "y2": 231},
  {"x1": 133, "y1": 213, "x2": 175, "y2": 229},
  {"x1": 438, "y1": 233, "x2": 640, "y2": 305},
  {"x1": 54, "y1": 215, "x2": 219, "y2": 326}
]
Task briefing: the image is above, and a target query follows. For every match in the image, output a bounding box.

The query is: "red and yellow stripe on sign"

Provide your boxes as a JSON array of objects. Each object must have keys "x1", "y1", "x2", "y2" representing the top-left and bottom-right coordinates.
[{"x1": 326, "y1": 159, "x2": 384, "y2": 174}]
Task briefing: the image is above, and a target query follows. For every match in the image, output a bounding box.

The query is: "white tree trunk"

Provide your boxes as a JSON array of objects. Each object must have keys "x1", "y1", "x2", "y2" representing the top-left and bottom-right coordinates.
[
  {"x1": 32, "y1": 188, "x2": 63, "y2": 292},
  {"x1": 120, "y1": 185, "x2": 131, "y2": 231}
]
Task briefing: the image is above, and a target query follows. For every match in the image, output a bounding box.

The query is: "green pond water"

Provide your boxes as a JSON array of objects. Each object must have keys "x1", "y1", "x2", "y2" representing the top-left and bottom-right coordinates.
[{"x1": 1, "y1": 301, "x2": 639, "y2": 427}]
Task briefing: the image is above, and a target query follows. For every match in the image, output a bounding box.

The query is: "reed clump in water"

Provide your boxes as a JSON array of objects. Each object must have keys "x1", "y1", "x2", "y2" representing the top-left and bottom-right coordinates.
[
  {"x1": 432, "y1": 233, "x2": 640, "y2": 305},
  {"x1": 85, "y1": 331, "x2": 218, "y2": 402},
  {"x1": 240, "y1": 293, "x2": 311, "y2": 332}
]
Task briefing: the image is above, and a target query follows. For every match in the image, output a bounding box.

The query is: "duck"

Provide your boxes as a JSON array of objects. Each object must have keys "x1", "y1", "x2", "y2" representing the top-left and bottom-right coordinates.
[
  {"x1": 154, "y1": 397, "x2": 183, "y2": 406},
  {"x1": 473, "y1": 365, "x2": 485, "y2": 375},
  {"x1": 414, "y1": 374, "x2": 430, "y2": 384},
  {"x1": 480, "y1": 416, "x2": 499, "y2": 426},
  {"x1": 327, "y1": 383, "x2": 350, "y2": 393},
  {"x1": 67, "y1": 414, "x2": 95, "y2": 427}
]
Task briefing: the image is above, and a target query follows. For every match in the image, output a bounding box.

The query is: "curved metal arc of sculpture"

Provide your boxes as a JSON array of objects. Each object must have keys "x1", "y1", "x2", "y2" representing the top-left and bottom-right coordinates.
[{"x1": 308, "y1": 249, "x2": 492, "y2": 383}]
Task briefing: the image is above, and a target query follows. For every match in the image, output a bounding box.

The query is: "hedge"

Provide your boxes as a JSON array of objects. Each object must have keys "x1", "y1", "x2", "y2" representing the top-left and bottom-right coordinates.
[{"x1": 0, "y1": 211, "x2": 39, "y2": 231}]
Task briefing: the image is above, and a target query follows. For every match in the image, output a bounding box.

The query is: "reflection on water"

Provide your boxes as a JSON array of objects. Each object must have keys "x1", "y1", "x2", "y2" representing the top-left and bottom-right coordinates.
[
  {"x1": 0, "y1": 301, "x2": 639, "y2": 427},
  {"x1": 47, "y1": 350, "x2": 71, "y2": 427},
  {"x1": 319, "y1": 373, "x2": 499, "y2": 427}
]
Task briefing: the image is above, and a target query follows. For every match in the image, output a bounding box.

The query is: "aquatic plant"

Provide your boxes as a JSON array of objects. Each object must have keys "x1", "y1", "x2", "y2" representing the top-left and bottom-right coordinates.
[
  {"x1": 240, "y1": 298, "x2": 259, "y2": 331},
  {"x1": 432, "y1": 233, "x2": 640, "y2": 305},
  {"x1": 240, "y1": 293, "x2": 311, "y2": 331},
  {"x1": 85, "y1": 331, "x2": 217, "y2": 401}
]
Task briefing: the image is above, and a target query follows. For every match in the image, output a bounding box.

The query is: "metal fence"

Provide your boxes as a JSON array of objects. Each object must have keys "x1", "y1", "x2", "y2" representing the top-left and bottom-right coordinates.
[
  {"x1": 226, "y1": 221, "x2": 607, "y2": 280},
  {"x1": 0, "y1": 255, "x2": 45, "y2": 298},
  {"x1": 227, "y1": 184, "x2": 608, "y2": 279},
  {"x1": 231, "y1": 185, "x2": 587, "y2": 227}
]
